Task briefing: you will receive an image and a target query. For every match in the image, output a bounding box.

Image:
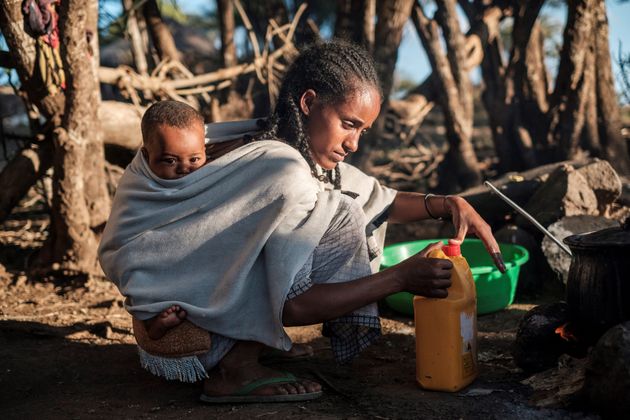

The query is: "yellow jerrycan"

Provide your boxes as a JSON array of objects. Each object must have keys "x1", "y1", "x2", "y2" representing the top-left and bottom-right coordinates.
[{"x1": 413, "y1": 243, "x2": 478, "y2": 392}]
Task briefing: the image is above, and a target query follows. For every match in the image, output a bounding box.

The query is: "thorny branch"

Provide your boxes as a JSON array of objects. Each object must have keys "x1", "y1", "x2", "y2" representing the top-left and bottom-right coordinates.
[{"x1": 97, "y1": 3, "x2": 306, "y2": 110}]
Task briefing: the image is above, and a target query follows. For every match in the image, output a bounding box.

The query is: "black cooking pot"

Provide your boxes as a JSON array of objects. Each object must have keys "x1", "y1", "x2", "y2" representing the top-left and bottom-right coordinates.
[{"x1": 563, "y1": 218, "x2": 630, "y2": 342}]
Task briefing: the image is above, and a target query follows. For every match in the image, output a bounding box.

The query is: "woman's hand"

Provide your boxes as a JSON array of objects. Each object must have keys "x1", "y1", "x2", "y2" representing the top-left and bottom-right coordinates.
[
  {"x1": 445, "y1": 196, "x2": 507, "y2": 273},
  {"x1": 388, "y1": 242, "x2": 453, "y2": 298}
]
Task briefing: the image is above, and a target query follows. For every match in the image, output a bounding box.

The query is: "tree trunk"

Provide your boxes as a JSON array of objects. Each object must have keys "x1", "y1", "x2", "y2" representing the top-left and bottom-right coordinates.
[
  {"x1": 383, "y1": 6, "x2": 501, "y2": 147},
  {"x1": 413, "y1": 3, "x2": 481, "y2": 191},
  {"x1": 122, "y1": 0, "x2": 149, "y2": 76},
  {"x1": 0, "y1": 0, "x2": 64, "y2": 121},
  {"x1": 334, "y1": 0, "x2": 375, "y2": 52},
  {"x1": 83, "y1": 0, "x2": 111, "y2": 230},
  {"x1": 48, "y1": 0, "x2": 106, "y2": 274},
  {"x1": 373, "y1": 0, "x2": 414, "y2": 100},
  {"x1": 217, "y1": 0, "x2": 237, "y2": 68},
  {"x1": 142, "y1": 0, "x2": 181, "y2": 63},
  {"x1": 477, "y1": 0, "x2": 545, "y2": 173},
  {"x1": 0, "y1": 141, "x2": 53, "y2": 222},
  {"x1": 362, "y1": 0, "x2": 376, "y2": 54},
  {"x1": 503, "y1": 0, "x2": 545, "y2": 169},
  {"x1": 354, "y1": 0, "x2": 413, "y2": 168},
  {"x1": 547, "y1": 0, "x2": 596, "y2": 162},
  {"x1": 592, "y1": 0, "x2": 630, "y2": 175}
]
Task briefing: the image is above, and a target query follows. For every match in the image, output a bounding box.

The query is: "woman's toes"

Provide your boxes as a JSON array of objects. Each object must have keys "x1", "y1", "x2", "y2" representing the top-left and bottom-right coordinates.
[
  {"x1": 304, "y1": 380, "x2": 321, "y2": 393},
  {"x1": 294, "y1": 381, "x2": 307, "y2": 394},
  {"x1": 274, "y1": 385, "x2": 289, "y2": 395},
  {"x1": 283, "y1": 383, "x2": 299, "y2": 394}
]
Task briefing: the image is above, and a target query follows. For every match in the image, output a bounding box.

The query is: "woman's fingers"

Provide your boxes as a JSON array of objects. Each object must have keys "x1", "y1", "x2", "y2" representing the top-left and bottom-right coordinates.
[
  {"x1": 446, "y1": 195, "x2": 507, "y2": 274},
  {"x1": 477, "y1": 225, "x2": 507, "y2": 273},
  {"x1": 426, "y1": 288, "x2": 449, "y2": 298},
  {"x1": 418, "y1": 241, "x2": 444, "y2": 257}
]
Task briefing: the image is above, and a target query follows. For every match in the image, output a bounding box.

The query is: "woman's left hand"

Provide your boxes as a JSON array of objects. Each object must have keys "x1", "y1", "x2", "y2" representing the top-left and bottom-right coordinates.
[{"x1": 445, "y1": 196, "x2": 507, "y2": 273}]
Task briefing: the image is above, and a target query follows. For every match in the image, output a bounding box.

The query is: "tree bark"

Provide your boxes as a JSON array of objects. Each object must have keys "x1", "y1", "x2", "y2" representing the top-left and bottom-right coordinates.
[
  {"x1": 547, "y1": 0, "x2": 596, "y2": 162},
  {"x1": 48, "y1": 0, "x2": 106, "y2": 273},
  {"x1": 373, "y1": 0, "x2": 414, "y2": 100},
  {"x1": 362, "y1": 0, "x2": 376, "y2": 54},
  {"x1": 412, "y1": 3, "x2": 481, "y2": 190},
  {"x1": 0, "y1": 140, "x2": 53, "y2": 222},
  {"x1": 122, "y1": 0, "x2": 149, "y2": 76},
  {"x1": 383, "y1": 6, "x2": 501, "y2": 146},
  {"x1": 217, "y1": 0, "x2": 237, "y2": 68},
  {"x1": 142, "y1": 0, "x2": 181, "y2": 63},
  {"x1": 592, "y1": 0, "x2": 630, "y2": 175},
  {"x1": 83, "y1": 0, "x2": 111, "y2": 230},
  {"x1": 334, "y1": 0, "x2": 375, "y2": 52},
  {"x1": 0, "y1": 0, "x2": 64, "y2": 122},
  {"x1": 476, "y1": 0, "x2": 545, "y2": 173}
]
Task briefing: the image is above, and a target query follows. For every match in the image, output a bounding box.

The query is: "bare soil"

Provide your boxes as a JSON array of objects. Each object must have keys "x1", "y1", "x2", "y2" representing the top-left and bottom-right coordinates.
[{"x1": 0, "y1": 202, "x2": 599, "y2": 419}]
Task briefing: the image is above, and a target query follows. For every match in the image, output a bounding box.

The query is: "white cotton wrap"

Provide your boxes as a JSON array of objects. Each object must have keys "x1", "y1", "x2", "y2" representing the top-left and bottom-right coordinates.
[
  {"x1": 98, "y1": 120, "x2": 397, "y2": 351},
  {"x1": 99, "y1": 140, "x2": 342, "y2": 350}
]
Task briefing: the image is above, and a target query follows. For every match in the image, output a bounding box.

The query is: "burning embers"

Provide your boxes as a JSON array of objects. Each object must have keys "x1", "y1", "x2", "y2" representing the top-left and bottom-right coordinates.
[{"x1": 554, "y1": 322, "x2": 578, "y2": 343}]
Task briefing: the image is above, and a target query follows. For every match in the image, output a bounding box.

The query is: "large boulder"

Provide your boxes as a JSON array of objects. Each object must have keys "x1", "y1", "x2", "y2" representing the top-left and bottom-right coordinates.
[{"x1": 584, "y1": 321, "x2": 630, "y2": 418}]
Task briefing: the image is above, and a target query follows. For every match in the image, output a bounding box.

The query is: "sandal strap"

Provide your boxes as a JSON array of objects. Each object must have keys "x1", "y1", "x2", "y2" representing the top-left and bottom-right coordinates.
[{"x1": 235, "y1": 373, "x2": 298, "y2": 396}]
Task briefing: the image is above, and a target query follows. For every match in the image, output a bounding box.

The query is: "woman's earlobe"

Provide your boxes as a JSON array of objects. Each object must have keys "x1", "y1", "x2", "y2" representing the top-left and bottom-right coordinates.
[{"x1": 299, "y1": 89, "x2": 317, "y2": 116}]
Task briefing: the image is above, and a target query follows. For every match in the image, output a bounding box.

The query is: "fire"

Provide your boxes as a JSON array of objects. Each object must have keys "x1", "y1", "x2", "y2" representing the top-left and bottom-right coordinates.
[{"x1": 555, "y1": 323, "x2": 578, "y2": 342}]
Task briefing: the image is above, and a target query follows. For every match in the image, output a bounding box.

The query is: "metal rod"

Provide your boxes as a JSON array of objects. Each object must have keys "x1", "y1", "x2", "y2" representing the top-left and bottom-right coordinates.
[{"x1": 484, "y1": 181, "x2": 573, "y2": 256}]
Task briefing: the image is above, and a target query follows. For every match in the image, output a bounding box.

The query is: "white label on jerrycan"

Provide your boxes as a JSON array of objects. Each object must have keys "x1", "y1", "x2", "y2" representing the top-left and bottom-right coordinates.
[{"x1": 460, "y1": 311, "x2": 476, "y2": 376}]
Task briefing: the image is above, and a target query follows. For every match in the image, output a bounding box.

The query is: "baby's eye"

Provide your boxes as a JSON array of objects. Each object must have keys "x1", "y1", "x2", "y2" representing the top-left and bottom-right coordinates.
[
  {"x1": 190, "y1": 157, "x2": 202, "y2": 164},
  {"x1": 161, "y1": 158, "x2": 176, "y2": 165}
]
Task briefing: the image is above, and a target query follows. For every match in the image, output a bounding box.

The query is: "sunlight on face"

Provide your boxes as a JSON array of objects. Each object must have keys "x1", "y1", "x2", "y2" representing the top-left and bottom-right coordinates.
[
  {"x1": 143, "y1": 123, "x2": 207, "y2": 179},
  {"x1": 303, "y1": 85, "x2": 381, "y2": 170}
]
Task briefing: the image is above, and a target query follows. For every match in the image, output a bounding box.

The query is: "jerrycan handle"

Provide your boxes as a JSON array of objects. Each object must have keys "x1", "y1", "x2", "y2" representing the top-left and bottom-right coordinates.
[{"x1": 442, "y1": 243, "x2": 461, "y2": 256}]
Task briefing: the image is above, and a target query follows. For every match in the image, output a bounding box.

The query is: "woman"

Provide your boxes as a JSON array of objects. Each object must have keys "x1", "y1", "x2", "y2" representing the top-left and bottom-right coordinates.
[{"x1": 99, "y1": 40, "x2": 505, "y2": 403}]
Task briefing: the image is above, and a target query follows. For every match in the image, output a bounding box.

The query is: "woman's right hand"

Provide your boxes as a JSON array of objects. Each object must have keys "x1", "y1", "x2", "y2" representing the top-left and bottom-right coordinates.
[{"x1": 390, "y1": 242, "x2": 453, "y2": 298}]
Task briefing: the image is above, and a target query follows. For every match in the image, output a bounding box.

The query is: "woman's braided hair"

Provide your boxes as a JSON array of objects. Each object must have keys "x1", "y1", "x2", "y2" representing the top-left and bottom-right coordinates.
[{"x1": 256, "y1": 39, "x2": 382, "y2": 189}]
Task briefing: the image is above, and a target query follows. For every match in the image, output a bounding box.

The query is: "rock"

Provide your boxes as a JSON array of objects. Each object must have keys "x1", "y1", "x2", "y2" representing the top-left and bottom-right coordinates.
[
  {"x1": 520, "y1": 165, "x2": 598, "y2": 229},
  {"x1": 541, "y1": 216, "x2": 619, "y2": 284},
  {"x1": 584, "y1": 321, "x2": 630, "y2": 418},
  {"x1": 513, "y1": 302, "x2": 573, "y2": 373},
  {"x1": 575, "y1": 160, "x2": 622, "y2": 213}
]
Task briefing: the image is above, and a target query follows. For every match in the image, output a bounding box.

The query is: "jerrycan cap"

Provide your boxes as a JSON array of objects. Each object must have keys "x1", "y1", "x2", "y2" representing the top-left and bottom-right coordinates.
[{"x1": 442, "y1": 243, "x2": 461, "y2": 256}]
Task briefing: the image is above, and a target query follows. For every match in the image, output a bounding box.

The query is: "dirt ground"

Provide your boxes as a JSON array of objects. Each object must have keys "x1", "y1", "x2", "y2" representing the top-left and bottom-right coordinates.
[{"x1": 0, "y1": 203, "x2": 600, "y2": 419}]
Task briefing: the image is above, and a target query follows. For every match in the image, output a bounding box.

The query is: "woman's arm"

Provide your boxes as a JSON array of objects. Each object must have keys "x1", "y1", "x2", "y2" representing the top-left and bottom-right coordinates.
[
  {"x1": 283, "y1": 242, "x2": 450, "y2": 326},
  {"x1": 388, "y1": 192, "x2": 506, "y2": 273}
]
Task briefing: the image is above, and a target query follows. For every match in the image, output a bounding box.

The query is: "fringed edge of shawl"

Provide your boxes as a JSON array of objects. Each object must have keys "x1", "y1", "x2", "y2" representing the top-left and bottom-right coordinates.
[{"x1": 138, "y1": 347, "x2": 209, "y2": 383}]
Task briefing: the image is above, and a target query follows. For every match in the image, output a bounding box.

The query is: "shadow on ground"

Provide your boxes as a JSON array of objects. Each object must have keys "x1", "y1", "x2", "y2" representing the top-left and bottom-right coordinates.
[{"x1": 0, "y1": 308, "x2": 598, "y2": 419}]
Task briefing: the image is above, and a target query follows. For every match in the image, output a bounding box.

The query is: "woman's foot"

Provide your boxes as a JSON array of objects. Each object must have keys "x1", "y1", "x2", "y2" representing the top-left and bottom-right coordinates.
[
  {"x1": 145, "y1": 305, "x2": 187, "y2": 340},
  {"x1": 260, "y1": 343, "x2": 314, "y2": 362},
  {"x1": 203, "y1": 341, "x2": 321, "y2": 399}
]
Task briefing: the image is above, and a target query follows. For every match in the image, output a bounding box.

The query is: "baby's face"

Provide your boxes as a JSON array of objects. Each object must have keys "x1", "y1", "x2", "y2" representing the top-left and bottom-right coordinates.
[{"x1": 143, "y1": 123, "x2": 206, "y2": 179}]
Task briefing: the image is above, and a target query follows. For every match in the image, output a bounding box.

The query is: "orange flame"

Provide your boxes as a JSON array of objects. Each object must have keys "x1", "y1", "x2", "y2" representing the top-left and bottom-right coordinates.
[{"x1": 555, "y1": 323, "x2": 578, "y2": 342}]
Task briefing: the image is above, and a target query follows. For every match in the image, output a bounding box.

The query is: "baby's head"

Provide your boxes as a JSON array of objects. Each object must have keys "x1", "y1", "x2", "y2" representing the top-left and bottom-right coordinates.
[{"x1": 141, "y1": 101, "x2": 206, "y2": 179}]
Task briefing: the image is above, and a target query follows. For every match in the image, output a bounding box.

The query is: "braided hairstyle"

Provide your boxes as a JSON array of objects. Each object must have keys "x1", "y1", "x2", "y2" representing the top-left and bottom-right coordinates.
[{"x1": 257, "y1": 40, "x2": 382, "y2": 189}]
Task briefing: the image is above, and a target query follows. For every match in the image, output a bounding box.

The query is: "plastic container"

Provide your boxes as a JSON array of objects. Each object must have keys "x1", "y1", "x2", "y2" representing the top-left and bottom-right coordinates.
[
  {"x1": 414, "y1": 244, "x2": 478, "y2": 391},
  {"x1": 381, "y1": 239, "x2": 529, "y2": 315}
]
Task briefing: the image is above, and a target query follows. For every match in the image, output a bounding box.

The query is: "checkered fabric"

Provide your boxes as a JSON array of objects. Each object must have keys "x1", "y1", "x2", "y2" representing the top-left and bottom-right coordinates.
[
  {"x1": 198, "y1": 194, "x2": 381, "y2": 370},
  {"x1": 288, "y1": 194, "x2": 381, "y2": 364}
]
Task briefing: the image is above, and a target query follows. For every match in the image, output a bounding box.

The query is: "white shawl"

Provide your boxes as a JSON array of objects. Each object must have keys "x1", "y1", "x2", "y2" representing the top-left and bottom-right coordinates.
[{"x1": 98, "y1": 122, "x2": 397, "y2": 350}]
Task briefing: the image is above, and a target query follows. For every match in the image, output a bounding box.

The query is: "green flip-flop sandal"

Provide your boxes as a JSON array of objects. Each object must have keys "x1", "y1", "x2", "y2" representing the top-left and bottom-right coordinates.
[{"x1": 199, "y1": 373, "x2": 323, "y2": 404}]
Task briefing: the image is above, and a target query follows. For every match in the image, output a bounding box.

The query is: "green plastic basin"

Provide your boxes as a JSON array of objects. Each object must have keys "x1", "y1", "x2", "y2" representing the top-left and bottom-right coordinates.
[{"x1": 381, "y1": 239, "x2": 529, "y2": 315}]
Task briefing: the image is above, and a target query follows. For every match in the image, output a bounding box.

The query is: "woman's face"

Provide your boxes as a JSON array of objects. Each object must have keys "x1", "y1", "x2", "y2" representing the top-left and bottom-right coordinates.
[{"x1": 300, "y1": 85, "x2": 381, "y2": 170}]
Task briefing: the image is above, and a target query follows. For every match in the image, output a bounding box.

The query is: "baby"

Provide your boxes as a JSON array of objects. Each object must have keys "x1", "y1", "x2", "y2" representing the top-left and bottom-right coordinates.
[{"x1": 140, "y1": 100, "x2": 207, "y2": 339}]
